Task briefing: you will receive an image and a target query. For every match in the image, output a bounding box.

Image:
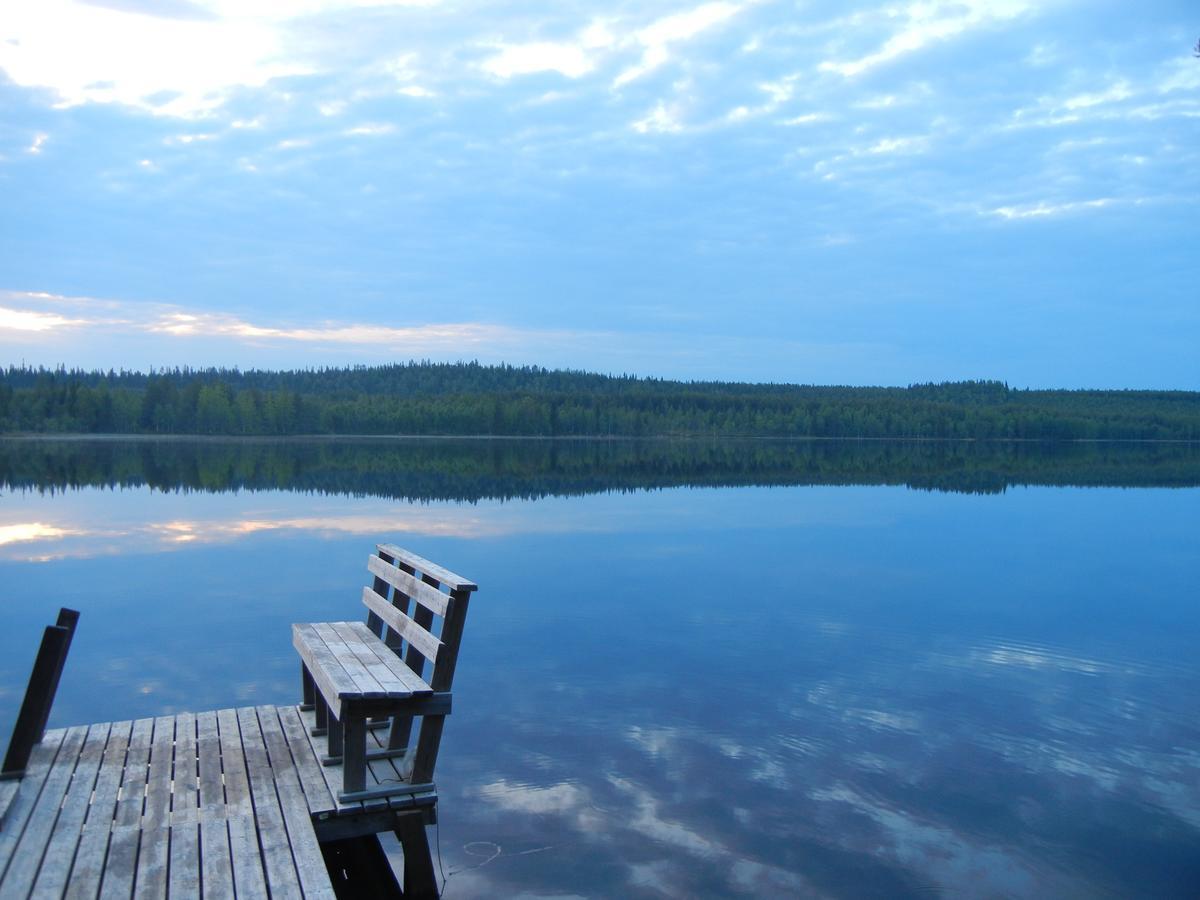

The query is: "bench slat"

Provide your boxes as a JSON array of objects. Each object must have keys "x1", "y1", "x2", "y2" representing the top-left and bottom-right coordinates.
[
  {"x1": 377, "y1": 544, "x2": 477, "y2": 592},
  {"x1": 293, "y1": 625, "x2": 353, "y2": 718},
  {"x1": 344, "y1": 622, "x2": 433, "y2": 696},
  {"x1": 328, "y1": 622, "x2": 432, "y2": 698},
  {"x1": 361, "y1": 587, "x2": 442, "y2": 666},
  {"x1": 311, "y1": 622, "x2": 388, "y2": 698},
  {"x1": 367, "y1": 556, "x2": 450, "y2": 617}
]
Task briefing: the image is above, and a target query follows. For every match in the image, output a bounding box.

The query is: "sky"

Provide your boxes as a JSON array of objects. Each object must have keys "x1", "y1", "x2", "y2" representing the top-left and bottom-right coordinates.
[{"x1": 0, "y1": 0, "x2": 1197, "y2": 388}]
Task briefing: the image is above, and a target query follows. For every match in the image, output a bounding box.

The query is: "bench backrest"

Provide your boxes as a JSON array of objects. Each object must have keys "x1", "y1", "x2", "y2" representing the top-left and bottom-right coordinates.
[{"x1": 361, "y1": 544, "x2": 477, "y2": 783}]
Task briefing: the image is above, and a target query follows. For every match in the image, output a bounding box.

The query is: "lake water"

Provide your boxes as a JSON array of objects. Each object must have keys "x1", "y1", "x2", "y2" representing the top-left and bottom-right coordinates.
[{"x1": 1, "y1": 438, "x2": 1198, "y2": 898}]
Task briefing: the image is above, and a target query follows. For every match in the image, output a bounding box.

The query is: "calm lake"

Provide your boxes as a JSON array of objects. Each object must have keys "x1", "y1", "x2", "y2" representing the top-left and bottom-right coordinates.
[{"x1": 1, "y1": 438, "x2": 1198, "y2": 898}]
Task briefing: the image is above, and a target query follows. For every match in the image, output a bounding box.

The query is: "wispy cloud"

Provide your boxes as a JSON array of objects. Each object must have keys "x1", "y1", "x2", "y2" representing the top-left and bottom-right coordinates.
[
  {"x1": 988, "y1": 197, "x2": 1116, "y2": 220},
  {"x1": 819, "y1": 0, "x2": 1034, "y2": 78},
  {"x1": 0, "y1": 305, "x2": 86, "y2": 332},
  {"x1": 613, "y1": 2, "x2": 743, "y2": 88}
]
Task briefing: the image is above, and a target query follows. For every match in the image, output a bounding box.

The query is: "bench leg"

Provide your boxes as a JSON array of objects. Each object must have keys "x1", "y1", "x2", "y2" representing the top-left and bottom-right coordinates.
[
  {"x1": 312, "y1": 693, "x2": 328, "y2": 736},
  {"x1": 342, "y1": 715, "x2": 367, "y2": 796},
  {"x1": 300, "y1": 663, "x2": 315, "y2": 711},
  {"x1": 394, "y1": 812, "x2": 439, "y2": 899},
  {"x1": 387, "y1": 713, "x2": 414, "y2": 752},
  {"x1": 324, "y1": 712, "x2": 343, "y2": 765}
]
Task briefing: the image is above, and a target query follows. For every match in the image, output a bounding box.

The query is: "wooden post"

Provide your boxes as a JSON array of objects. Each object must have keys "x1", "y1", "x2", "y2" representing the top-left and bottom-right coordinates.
[
  {"x1": 2, "y1": 608, "x2": 80, "y2": 780},
  {"x1": 342, "y1": 714, "x2": 366, "y2": 795},
  {"x1": 409, "y1": 587, "x2": 471, "y2": 782},
  {"x1": 325, "y1": 713, "x2": 343, "y2": 765},
  {"x1": 301, "y1": 663, "x2": 315, "y2": 711},
  {"x1": 33, "y1": 608, "x2": 79, "y2": 739},
  {"x1": 394, "y1": 812, "x2": 439, "y2": 899}
]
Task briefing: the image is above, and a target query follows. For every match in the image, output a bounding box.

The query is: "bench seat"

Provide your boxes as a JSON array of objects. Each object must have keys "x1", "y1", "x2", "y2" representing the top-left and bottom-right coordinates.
[{"x1": 292, "y1": 622, "x2": 435, "y2": 715}]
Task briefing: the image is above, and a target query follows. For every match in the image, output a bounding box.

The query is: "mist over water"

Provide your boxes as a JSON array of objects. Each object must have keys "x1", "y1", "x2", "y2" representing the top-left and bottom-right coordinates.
[{"x1": 1, "y1": 438, "x2": 1197, "y2": 897}]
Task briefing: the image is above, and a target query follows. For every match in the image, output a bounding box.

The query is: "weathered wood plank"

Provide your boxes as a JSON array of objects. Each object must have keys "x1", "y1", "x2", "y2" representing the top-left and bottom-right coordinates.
[
  {"x1": 141, "y1": 716, "x2": 175, "y2": 832},
  {"x1": 295, "y1": 707, "x2": 361, "y2": 817},
  {"x1": 64, "y1": 720, "x2": 133, "y2": 900},
  {"x1": 310, "y1": 622, "x2": 387, "y2": 697},
  {"x1": 97, "y1": 826, "x2": 140, "y2": 900},
  {"x1": 168, "y1": 822, "x2": 201, "y2": 899},
  {"x1": 172, "y1": 712, "x2": 199, "y2": 826},
  {"x1": 330, "y1": 622, "x2": 431, "y2": 697},
  {"x1": 0, "y1": 728, "x2": 66, "y2": 882},
  {"x1": 132, "y1": 826, "x2": 169, "y2": 899},
  {"x1": 232, "y1": 707, "x2": 304, "y2": 899},
  {"x1": 254, "y1": 707, "x2": 337, "y2": 899},
  {"x1": 0, "y1": 783, "x2": 16, "y2": 832},
  {"x1": 113, "y1": 717, "x2": 154, "y2": 828},
  {"x1": 227, "y1": 813, "x2": 269, "y2": 900},
  {"x1": 366, "y1": 555, "x2": 450, "y2": 617},
  {"x1": 215, "y1": 710, "x2": 252, "y2": 820},
  {"x1": 0, "y1": 725, "x2": 87, "y2": 893},
  {"x1": 293, "y1": 626, "x2": 352, "y2": 716},
  {"x1": 30, "y1": 722, "x2": 112, "y2": 897},
  {"x1": 348, "y1": 623, "x2": 434, "y2": 695},
  {"x1": 200, "y1": 817, "x2": 235, "y2": 899},
  {"x1": 276, "y1": 706, "x2": 335, "y2": 814},
  {"x1": 197, "y1": 711, "x2": 225, "y2": 822},
  {"x1": 361, "y1": 587, "x2": 442, "y2": 665},
  {"x1": 376, "y1": 544, "x2": 477, "y2": 592}
]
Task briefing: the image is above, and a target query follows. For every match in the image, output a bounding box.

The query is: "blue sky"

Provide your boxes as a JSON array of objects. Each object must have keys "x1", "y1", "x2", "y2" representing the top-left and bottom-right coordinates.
[{"x1": 1, "y1": 0, "x2": 1197, "y2": 387}]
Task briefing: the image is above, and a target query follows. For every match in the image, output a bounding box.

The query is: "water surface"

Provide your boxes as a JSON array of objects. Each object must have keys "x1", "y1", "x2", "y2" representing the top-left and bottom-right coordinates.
[{"x1": 1, "y1": 438, "x2": 1197, "y2": 897}]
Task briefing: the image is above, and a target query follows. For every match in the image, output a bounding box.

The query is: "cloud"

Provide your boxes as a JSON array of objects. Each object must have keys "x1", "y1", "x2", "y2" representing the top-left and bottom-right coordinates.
[
  {"x1": 613, "y1": 2, "x2": 743, "y2": 88},
  {"x1": 343, "y1": 123, "x2": 395, "y2": 137},
  {"x1": 481, "y1": 39, "x2": 600, "y2": 80},
  {"x1": 988, "y1": 197, "x2": 1115, "y2": 220},
  {"x1": 819, "y1": 0, "x2": 1034, "y2": 78},
  {"x1": 0, "y1": 522, "x2": 80, "y2": 546},
  {"x1": 0, "y1": 1, "x2": 314, "y2": 117},
  {"x1": 632, "y1": 100, "x2": 684, "y2": 134},
  {"x1": 0, "y1": 305, "x2": 86, "y2": 331}
]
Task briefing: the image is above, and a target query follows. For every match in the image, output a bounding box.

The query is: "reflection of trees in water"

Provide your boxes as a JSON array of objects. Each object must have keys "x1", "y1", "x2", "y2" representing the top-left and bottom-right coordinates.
[{"x1": 1, "y1": 438, "x2": 1198, "y2": 500}]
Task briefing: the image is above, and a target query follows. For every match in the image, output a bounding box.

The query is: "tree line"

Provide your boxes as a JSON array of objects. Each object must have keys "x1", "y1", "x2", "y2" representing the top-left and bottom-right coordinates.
[{"x1": 1, "y1": 362, "x2": 1198, "y2": 440}]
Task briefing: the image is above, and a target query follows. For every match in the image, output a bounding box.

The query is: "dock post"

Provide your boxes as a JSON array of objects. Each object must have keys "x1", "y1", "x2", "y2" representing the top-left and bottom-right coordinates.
[{"x1": 2, "y1": 608, "x2": 80, "y2": 780}]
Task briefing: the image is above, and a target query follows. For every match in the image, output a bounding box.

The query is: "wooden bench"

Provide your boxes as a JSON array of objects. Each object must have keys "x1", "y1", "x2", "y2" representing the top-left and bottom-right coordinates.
[{"x1": 293, "y1": 544, "x2": 477, "y2": 805}]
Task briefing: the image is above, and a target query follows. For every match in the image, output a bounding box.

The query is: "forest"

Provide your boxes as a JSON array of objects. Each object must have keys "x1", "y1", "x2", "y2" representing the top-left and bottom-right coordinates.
[{"x1": 1, "y1": 362, "x2": 1198, "y2": 440}]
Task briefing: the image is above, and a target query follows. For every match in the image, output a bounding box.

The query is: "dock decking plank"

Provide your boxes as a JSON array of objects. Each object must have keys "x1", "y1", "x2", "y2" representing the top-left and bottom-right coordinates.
[
  {"x1": 113, "y1": 718, "x2": 153, "y2": 828},
  {"x1": 141, "y1": 716, "x2": 175, "y2": 833},
  {"x1": 226, "y1": 814, "x2": 269, "y2": 900},
  {"x1": 131, "y1": 827, "x2": 169, "y2": 900},
  {"x1": 277, "y1": 705, "x2": 335, "y2": 813},
  {"x1": 172, "y1": 712, "x2": 199, "y2": 826},
  {"x1": 64, "y1": 719, "x2": 132, "y2": 900},
  {"x1": 31, "y1": 722, "x2": 112, "y2": 898},
  {"x1": 168, "y1": 822, "x2": 200, "y2": 899},
  {"x1": 255, "y1": 706, "x2": 338, "y2": 899},
  {"x1": 97, "y1": 826, "x2": 140, "y2": 900},
  {"x1": 200, "y1": 818, "x2": 235, "y2": 899},
  {"x1": 197, "y1": 711, "x2": 224, "y2": 822},
  {"x1": 232, "y1": 707, "x2": 304, "y2": 899},
  {"x1": 0, "y1": 728, "x2": 67, "y2": 883},
  {"x1": 0, "y1": 725, "x2": 88, "y2": 894}
]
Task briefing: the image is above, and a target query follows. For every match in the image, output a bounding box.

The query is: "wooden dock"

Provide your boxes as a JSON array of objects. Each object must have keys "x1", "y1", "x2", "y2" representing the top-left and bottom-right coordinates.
[
  {"x1": 0, "y1": 546, "x2": 477, "y2": 898},
  {"x1": 0, "y1": 704, "x2": 437, "y2": 898}
]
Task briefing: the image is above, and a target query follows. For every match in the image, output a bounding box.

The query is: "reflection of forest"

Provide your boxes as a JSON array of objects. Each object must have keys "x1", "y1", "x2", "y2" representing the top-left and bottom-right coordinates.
[{"x1": 3, "y1": 438, "x2": 1198, "y2": 499}]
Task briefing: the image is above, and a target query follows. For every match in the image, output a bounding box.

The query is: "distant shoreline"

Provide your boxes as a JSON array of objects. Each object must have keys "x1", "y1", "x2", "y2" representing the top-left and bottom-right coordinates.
[{"x1": 2, "y1": 433, "x2": 1198, "y2": 445}]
